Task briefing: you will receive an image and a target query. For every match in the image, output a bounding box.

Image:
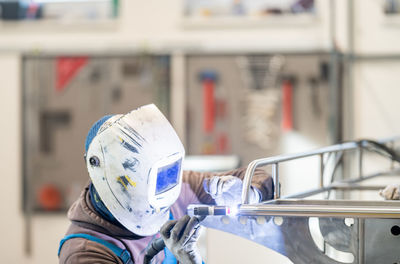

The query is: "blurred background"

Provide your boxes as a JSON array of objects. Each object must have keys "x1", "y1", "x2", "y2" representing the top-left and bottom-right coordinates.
[{"x1": 1, "y1": 0, "x2": 400, "y2": 263}]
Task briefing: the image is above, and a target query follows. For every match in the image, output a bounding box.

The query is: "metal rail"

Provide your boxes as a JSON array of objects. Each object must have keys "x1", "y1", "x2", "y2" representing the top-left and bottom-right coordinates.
[
  {"x1": 240, "y1": 137, "x2": 400, "y2": 219},
  {"x1": 283, "y1": 169, "x2": 400, "y2": 199},
  {"x1": 238, "y1": 200, "x2": 400, "y2": 219}
]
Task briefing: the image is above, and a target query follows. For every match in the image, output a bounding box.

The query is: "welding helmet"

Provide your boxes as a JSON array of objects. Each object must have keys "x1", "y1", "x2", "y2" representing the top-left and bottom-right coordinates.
[{"x1": 85, "y1": 104, "x2": 185, "y2": 236}]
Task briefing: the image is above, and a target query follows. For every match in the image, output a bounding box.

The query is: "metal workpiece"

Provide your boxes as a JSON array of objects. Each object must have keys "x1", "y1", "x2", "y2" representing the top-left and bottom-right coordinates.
[
  {"x1": 364, "y1": 219, "x2": 400, "y2": 264},
  {"x1": 282, "y1": 169, "x2": 400, "y2": 199},
  {"x1": 241, "y1": 137, "x2": 400, "y2": 204},
  {"x1": 237, "y1": 200, "x2": 400, "y2": 219},
  {"x1": 202, "y1": 213, "x2": 400, "y2": 264},
  {"x1": 320, "y1": 153, "x2": 325, "y2": 188},
  {"x1": 241, "y1": 141, "x2": 359, "y2": 203},
  {"x1": 201, "y1": 215, "x2": 359, "y2": 264},
  {"x1": 216, "y1": 137, "x2": 400, "y2": 264}
]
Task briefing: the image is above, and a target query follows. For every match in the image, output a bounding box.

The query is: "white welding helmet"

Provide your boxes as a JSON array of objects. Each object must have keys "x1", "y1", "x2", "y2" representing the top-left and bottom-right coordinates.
[{"x1": 86, "y1": 104, "x2": 185, "y2": 236}]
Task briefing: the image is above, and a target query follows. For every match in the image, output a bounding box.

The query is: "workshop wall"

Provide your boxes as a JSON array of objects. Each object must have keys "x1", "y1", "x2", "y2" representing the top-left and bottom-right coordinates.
[
  {"x1": 353, "y1": 62, "x2": 400, "y2": 139},
  {"x1": 0, "y1": 0, "x2": 331, "y2": 53},
  {"x1": 0, "y1": 53, "x2": 25, "y2": 263}
]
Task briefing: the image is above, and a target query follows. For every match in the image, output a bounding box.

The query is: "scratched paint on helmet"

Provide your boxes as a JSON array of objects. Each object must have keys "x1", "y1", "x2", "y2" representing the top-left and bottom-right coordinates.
[
  {"x1": 119, "y1": 137, "x2": 139, "y2": 153},
  {"x1": 122, "y1": 158, "x2": 139, "y2": 172},
  {"x1": 118, "y1": 120, "x2": 145, "y2": 146}
]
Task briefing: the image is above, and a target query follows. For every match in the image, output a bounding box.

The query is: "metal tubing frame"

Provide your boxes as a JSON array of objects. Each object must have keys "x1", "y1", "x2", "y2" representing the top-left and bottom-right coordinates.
[
  {"x1": 283, "y1": 169, "x2": 400, "y2": 199},
  {"x1": 240, "y1": 137, "x2": 400, "y2": 219},
  {"x1": 320, "y1": 153, "x2": 325, "y2": 188},
  {"x1": 239, "y1": 200, "x2": 400, "y2": 219}
]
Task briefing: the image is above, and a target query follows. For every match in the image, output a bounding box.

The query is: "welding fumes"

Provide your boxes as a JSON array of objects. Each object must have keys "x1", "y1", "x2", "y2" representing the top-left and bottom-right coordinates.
[{"x1": 187, "y1": 204, "x2": 238, "y2": 217}]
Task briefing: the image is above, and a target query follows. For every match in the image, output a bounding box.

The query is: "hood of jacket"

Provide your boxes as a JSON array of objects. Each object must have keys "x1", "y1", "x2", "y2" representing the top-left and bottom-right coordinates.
[{"x1": 67, "y1": 182, "x2": 141, "y2": 239}]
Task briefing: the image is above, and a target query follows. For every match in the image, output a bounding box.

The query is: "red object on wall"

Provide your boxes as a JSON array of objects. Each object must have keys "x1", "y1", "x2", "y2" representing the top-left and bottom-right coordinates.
[
  {"x1": 282, "y1": 79, "x2": 293, "y2": 132},
  {"x1": 56, "y1": 57, "x2": 88, "y2": 92},
  {"x1": 203, "y1": 79, "x2": 215, "y2": 133},
  {"x1": 38, "y1": 184, "x2": 62, "y2": 211}
]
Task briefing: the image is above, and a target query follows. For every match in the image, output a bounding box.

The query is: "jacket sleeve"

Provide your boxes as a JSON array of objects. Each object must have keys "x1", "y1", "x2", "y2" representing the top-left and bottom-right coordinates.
[
  {"x1": 182, "y1": 167, "x2": 274, "y2": 205},
  {"x1": 59, "y1": 238, "x2": 125, "y2": 264}
]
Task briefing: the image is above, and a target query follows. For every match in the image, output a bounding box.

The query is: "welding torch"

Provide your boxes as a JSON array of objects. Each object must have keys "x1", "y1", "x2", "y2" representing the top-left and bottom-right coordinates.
[{"x1": 187, "y1": 204, "x2": 238, "y2": 217}]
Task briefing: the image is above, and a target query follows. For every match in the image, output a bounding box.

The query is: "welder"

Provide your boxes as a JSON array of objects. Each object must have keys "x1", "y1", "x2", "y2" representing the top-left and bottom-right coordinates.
[{"x1": 58, "y1": 104, "x2": 273, "y2": 264}]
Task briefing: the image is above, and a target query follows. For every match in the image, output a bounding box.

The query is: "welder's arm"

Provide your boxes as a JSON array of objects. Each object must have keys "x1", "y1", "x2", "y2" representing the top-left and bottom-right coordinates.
[
  {"x1": 182, "y1": 168, "x2": 274, "y2": 205},
  {"x1": 160, "y1": 215, "x2": 203, "y2": 264},
  {"x1": 380, "y1": 184, "x2": 400, "y2": 200},
  {"x1": 203, "y1": 175, "x2": 261, "y2": 206}
]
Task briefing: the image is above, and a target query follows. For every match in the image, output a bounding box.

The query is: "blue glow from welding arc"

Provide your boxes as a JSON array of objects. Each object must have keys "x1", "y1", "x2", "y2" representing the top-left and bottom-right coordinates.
[{"x1": 227, "y1": 206, "x2": 239, "y2": 216}]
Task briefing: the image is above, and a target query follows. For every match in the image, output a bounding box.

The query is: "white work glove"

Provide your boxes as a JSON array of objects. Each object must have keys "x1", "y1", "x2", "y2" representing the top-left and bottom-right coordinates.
[
  {"x1": 203, "y1": 175, "x2": 261, "y2": 206},
  {"x1": 379, "y1": 184, "x2": 400, "y2": 200},
  {"x1": 160, "y1": 215, "x2": 203, "y2": 264}
]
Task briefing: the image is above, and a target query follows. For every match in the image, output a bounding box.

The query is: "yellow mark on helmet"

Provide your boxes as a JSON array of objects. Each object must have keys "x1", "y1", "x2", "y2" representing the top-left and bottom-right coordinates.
[
  {"x1": 125, "y1": 175, "x2": 137, "y2": 187},
  {"x1": 117, "y1": 175, "x2": 136, "y2": 189},
  {"x1": 117, "y1": 177, "x2": 127, "y2": 189}
]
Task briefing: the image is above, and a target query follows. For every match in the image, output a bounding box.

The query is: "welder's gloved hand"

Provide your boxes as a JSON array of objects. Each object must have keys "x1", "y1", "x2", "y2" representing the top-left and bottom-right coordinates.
[
  {"x1": 204, "y1": 175, "x2": 261, "y2": 206},
  {"x1": 160, "y1": 215, "x2": 203, "y2": 264},
  {"x1": 379, "y1": 184, "x2": 400, "y2": 200}
]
